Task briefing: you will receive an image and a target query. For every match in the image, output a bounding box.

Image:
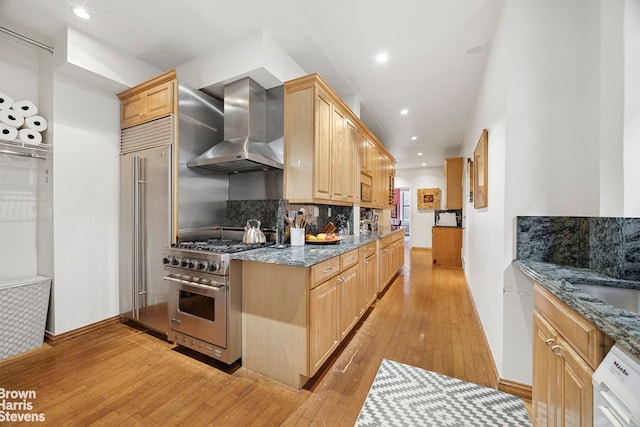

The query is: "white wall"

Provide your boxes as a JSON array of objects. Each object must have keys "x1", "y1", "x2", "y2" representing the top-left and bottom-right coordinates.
[
  {"x1": 395, "y1": 167, "x2": 444, "y2": 249},
  {"x1": 50, "y1": 75, "x2": 120, "y2": 334},
  {"x1": 624, "y1": 0, "x2": 640, "y2": 216},
  {"x1": 461, "y1": 0, "x2": 628, "y2": 385}
]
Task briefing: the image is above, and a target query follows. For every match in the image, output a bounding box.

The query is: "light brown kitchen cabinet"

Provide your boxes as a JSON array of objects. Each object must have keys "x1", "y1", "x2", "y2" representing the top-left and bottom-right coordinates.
[
  {"x1": 312, "y1": 87, "x2": 332, "y2": 200},
  {"x1": 444, "y1": 157, "x2": 463, "y2": 209},
  {"x1": 309, "y1": 276, "x2": 340, "y2": 374},
  {"x1": 360, "y1": 138, "x2": 375, "y2": 177},
  {"x1": 339, "y1": 264, "x2": 359, "y2": 340},
  {"x1": 241, "y1": 244, "x2": 380, "y2": 389},
  {"x1": 284, "y1": 74, "x2": 393, "y2": 207},
  {"x1": 285, "y1": 74, "x2": 356, "y2": 206},
  {"x1": 432, "y1": 226, "x2": 462, "y2": 267},
  {"x1": 118, "y1": 70, "x2": 176, "y2": 128},
  {"x1": 378, "y1": 230, "x2": 405, "y2": 291},
  {"x1": 359, "y1": 241, "x2": 378, "y2": 314},
  {"x1": 533, "y1": 284, "x2": 613, "y2": 427}
]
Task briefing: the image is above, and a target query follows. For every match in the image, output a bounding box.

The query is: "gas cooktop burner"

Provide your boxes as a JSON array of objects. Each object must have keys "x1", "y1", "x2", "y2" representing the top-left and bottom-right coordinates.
[{"x1": 172, "y1": 239, "x2": 275, "y2": 253}]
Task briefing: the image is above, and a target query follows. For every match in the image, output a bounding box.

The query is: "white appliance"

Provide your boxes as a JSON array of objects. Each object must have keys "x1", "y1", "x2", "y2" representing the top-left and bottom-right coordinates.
[{"x1": 592, "y1": 344, "x2": 640, "y2": 426}]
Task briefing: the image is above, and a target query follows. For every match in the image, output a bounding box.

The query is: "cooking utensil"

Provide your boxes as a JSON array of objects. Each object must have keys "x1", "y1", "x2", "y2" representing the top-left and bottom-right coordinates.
[{"x1": 242, "y1": 219, "x2": 266, "y2": 244}]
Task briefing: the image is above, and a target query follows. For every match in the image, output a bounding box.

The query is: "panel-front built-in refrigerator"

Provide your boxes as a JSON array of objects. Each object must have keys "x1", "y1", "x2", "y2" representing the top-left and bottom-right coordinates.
[{"x1": 119, "y1": 116, "x2": 173, "y2": 335}]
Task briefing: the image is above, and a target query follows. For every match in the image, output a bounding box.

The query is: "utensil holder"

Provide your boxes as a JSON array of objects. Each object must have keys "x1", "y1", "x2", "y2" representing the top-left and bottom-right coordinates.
[{"x1": 290, "y1": 228, "x2": 305, "y2": 246}]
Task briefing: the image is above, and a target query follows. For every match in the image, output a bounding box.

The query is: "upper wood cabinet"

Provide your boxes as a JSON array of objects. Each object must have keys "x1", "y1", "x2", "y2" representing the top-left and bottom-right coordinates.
[
  {"x1": 118, "y1": 70, "x2": 177, "y2": 128},
  {"x1": 444, "y1": 157, "x2": 463, "y2": 209},
  {"x1": 284, "y1": 74, "x2": 393, "y2": 207}
]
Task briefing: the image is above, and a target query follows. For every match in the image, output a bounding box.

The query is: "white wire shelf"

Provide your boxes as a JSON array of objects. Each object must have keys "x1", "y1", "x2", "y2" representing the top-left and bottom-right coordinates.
[{"x1": 0, "y1": 138, "x2": 51, "y2": 160}]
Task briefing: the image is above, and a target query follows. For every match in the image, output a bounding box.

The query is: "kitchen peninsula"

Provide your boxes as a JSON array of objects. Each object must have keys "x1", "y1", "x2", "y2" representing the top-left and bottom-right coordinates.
[{"x1": 231, "y1": 228, "x2": 405, "y2": 389}]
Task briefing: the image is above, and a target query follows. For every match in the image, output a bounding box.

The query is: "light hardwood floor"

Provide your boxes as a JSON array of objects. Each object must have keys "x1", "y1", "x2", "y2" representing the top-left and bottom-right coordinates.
[{"x1": 0, "y1": 245, "x2": 523, "y2": 426}]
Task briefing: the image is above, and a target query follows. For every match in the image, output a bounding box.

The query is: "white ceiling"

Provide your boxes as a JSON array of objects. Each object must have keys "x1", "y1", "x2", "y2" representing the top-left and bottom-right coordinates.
[{"x1": 0, "y1": 0, "x2": 503, "y2": 170}]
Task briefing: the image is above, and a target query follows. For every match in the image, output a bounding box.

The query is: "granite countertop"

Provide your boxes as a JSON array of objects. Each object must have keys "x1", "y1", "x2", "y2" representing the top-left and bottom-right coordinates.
[
  {"x1": 513, "y1": 259, "x2": 640, "y2": 359},
  {"x1": 231, "y1": 228, "x2": 404, "y2": 268}
]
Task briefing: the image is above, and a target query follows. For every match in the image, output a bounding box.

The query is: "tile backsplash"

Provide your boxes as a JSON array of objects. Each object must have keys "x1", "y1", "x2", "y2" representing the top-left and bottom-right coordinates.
[
  {"x1": 226, "y1": 200, "x2": 355, "y2": 243},
  {"x1": 517, "y1": 216, "x2": 640, "y2": 281}
]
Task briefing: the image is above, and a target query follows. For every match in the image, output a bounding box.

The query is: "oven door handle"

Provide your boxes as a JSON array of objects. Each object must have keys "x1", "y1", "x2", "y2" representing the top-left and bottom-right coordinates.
[{"x1": 163, "y1": 276, "x2": 226, "y2": 292}]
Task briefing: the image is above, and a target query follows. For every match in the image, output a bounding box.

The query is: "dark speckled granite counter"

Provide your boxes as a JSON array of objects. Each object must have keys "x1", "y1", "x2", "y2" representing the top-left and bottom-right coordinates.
[
  {"x1": 231, "y1": 228, "x2": 404, "y2": 268},
  {"x1": 513, "y1": 260, "x2": 640, "y2": 359}
]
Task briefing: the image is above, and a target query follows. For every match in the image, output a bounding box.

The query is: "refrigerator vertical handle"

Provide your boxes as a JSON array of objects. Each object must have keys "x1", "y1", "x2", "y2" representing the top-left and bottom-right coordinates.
[
  {"x1": 133, "y1": 155, "x2": 140, "y2": 320},
  {"x1": 138, "y1": 156, "x2": 147, "y2": 299}
]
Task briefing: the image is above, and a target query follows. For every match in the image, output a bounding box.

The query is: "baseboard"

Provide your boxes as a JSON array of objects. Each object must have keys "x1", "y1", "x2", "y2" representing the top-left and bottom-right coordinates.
[
  {"x1": 462, "y1": 277, "x2": 500, "y2": 385},
  {"x1": 45, "y1": 315, "x2": 121, "y2": 346},
  {"x1": 498, "y1": 378, "x2": 532, "y2": 401},
  {"x1": 410, "y1": 247, "x2": 431, "y2": 252}
]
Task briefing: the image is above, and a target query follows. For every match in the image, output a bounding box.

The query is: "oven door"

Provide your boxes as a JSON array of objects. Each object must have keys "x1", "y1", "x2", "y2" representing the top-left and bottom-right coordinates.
[{"x1": 165, "y1": 275, "x2": 227, "y2": 348}]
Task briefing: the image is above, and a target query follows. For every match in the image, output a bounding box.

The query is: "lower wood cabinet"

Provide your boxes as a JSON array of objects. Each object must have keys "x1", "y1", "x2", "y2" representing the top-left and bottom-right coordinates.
[
  {"x1": 338, "y1": 264, "x2": 359, "y2": 341},
  {"x1": 379, "y1": 230, "x2": 404, "y2": 291},
  {"x1": 432, "y1": 227, "x2": 462, "y2": 267},
  {"x1": 532, "y1": 284, "x2": 613, "y2": 427},
  {"x1": 359, "y1": 242, "x2": 378, "y2": 315},
  {"x1": 533, "y1": 312, "x2": 593, "y2": 427},
  {"x1": 310, "y1": 278, "x2": 340, "y2": 373}
]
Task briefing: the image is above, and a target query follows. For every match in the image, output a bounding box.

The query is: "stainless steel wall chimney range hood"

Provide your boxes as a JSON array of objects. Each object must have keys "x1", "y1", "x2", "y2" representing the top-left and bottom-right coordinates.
[{"x1": 187, "y1": 77, "x2": 284, "y2": 174}]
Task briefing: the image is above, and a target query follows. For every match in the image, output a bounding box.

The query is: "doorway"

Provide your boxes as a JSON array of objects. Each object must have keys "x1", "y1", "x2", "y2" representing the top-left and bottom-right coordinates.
[{"x1": 394, "y1": 187, "x2": 411, "y2": 236}]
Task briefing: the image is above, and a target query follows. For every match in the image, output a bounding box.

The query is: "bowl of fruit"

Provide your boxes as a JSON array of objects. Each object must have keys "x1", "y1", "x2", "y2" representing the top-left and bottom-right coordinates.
[{"x1": 305, "y1": 232, "x2": 342, "y2": 244}]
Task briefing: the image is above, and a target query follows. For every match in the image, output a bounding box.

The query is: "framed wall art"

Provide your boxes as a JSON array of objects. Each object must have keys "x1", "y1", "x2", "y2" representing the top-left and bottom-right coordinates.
[
  {"x1": 473, "y1": 129, "x2": 488, "y2": 208},
  {"x1": 417, "y1": 188, "x2": 440, "y2": 210},
  {"x1": 467, "y1": 158, "x2": 474, "y2": 203}
]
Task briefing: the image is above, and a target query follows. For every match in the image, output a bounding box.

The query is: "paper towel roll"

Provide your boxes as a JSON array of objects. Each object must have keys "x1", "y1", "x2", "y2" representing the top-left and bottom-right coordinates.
[
  {"x1": 0, "y1": 108, "x2": 24, "y2": 127},
  {"x1": 0, "y1": 92, "x2": 14, "y2": 110},
  {"x1": 18, "y1": 128, "x2": 42, "y2": 145},
  {"x1": 23, "y1": 115, "x2": 48, "y2": 132},
  {"x1": 12, "y1": 100, "x2": 38, "y2": 117},
  {"x1": 0, "y1": 123, "x2": 19, "y2": 141}
]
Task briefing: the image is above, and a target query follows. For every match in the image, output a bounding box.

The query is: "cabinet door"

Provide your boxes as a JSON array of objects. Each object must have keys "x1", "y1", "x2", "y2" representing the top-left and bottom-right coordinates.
[
  {"x1": 534, "y1": 312, "x2": 559, "y2": 427},
  {"x1": 365, "y1": 254, "x2": 378, "y2": 307},
  {"x1": 339, "y1": 265, "x2": 359, "y2": 340},
  {"x1": 309, "y1": 278, "x2": 340, "y2": 375},
  {"x1": 379, "y1": 248, "x2": 389, "y2": 291},
  {"x1": 558, "y1": 338, "x2": 593, "y2": 427},
  {"x1": 343, "y1": 118, "x2": 357, "y2": 202},
  {"x1": 396, "y1": 238, "x2": 405, "y2": 271},
  {"x1": 121, "y1": 92, "x2": 146, "y2": 128},
  {"x1": 144, "y1": 81, "x2": 174, "y2": 122},
  {"x1": 444, "y1": 157, "x2": 463, "y2": 209},
  {"x1": 331, "y1": 106, "x2": 347, "y2": 200},
  {"x1": 313, "y1": 88, "x2": 332, "y2": 200}
]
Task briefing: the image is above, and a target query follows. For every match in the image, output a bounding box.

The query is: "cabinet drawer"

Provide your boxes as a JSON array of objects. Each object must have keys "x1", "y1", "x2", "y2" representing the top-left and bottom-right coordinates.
[
  {"x1": 534, "y1": 284, "x2": 607, "y2": 369},
  {"x1": 340, "y1": 249, "x2": 358, "y2": 270},
  {"x1": 380, "y1": 235, "x2": 394, "y2": 248},
  {"x1": 360, "y1": 241, "x2": 377, "y2": 257},
  {"x1": 310, "y1": 257, "x2": 341, "y2": 289}
]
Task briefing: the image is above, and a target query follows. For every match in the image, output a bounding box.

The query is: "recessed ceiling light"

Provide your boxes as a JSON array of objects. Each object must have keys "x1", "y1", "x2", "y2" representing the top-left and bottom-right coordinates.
[
  {"x1": 418, "y1": 152, "x2": 423, "y2": 156},
  {"x1": 422, "y1": 163, "x2": 427, "y2": 167},
  {"x1": 375, "y1": 53, "x2": 388, "y2": 63},
  {"x1": 411, "y1": 136, "x2": 417, "y2": 141},
  {"x1": 400, "y1": 109, "x2": 408, "y2": 115},
  {"x1": 73, "y1": 7, "x2": 91, "y2": 19}
]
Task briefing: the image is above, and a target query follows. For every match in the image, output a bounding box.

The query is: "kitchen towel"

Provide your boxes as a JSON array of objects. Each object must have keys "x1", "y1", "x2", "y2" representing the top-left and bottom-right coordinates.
[
  {"x1": 23, "y1": 115, "x2": 48, "y2": 132},
  {"x1": 12, "y1": 100, "x2": 38, "y2": 117},
  {"x1": 0, "y1": 108, "x2": 24, "y2": 128},
  {"x1": 0, "y1": 123, "x2": 19, "y2": 141},
  {"x1": 18, "y1": 128, "x2": 42, "y2": 145},
  {"x1": 0, "y1": 92, "x2": 14, "y2": 110}
]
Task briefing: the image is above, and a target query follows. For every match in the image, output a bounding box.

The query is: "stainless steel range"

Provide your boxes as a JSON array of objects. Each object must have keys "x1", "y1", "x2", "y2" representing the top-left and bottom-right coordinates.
[{"x1": 162, "y1": 227, "x2": 275, "y2": 364}]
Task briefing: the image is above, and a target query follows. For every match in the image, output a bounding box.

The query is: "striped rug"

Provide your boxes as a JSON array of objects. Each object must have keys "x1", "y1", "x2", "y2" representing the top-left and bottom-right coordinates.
[{"x1": 356, "y1": 359, "x2": 532, "y2": 426}]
